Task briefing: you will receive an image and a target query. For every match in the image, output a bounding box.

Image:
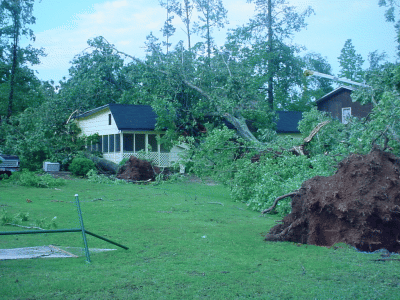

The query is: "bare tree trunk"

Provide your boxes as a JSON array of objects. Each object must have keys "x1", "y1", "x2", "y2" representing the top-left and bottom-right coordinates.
[
  {"x1": 206, "y1": 0, "x2": 211, "y2": 65},
  {"x1": 266, "y1": 0, "x2": 274, "y2": 110},
  {"x1": 166, "y1": 0, "x2": 170, "y2": 54},
  {"x1": 223, "y1": 113, "x2": 259, "y2": 143},
  {"x1": 7, "y1": 8, "x2": 19, "y2": 120},
  {"x1": 184, "y1": 0, "x2": 192, "y2": 49}
]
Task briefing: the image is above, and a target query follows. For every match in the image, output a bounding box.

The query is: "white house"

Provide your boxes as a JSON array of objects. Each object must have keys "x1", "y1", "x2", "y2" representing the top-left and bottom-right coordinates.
[{"x1": 74, "y1": 104, "x2": 187, "y2": 168}]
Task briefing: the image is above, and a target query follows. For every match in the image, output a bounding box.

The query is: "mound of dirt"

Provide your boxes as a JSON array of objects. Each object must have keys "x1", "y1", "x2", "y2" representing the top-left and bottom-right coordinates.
[
  {"x1": 116, "y1": 156, "x2": 160, "y2": 182},
  {"x1": 265, "y1": 148, "x2": 400, "y2": 253}
]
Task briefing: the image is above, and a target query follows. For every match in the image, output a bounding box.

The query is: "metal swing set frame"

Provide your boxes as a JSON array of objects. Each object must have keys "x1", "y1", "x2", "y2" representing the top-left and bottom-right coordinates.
[{"x1": 0, "y1": 194, "x2": 128, "y2": 263}]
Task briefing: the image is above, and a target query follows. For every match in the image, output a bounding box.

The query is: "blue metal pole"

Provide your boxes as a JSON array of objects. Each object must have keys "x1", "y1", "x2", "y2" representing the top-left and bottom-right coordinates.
[
  {"x1": 75, "y1": 194, "x2": 91, "y2": 263},
  {"x1": 85, "y1": 230, "x2": 129, "y2": 250}
]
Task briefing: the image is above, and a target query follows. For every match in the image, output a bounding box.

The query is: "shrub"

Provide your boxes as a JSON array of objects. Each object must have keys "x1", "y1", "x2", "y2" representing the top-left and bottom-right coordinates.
[
  {"x1": 5, "y1": 169, "x2": 65, "y2": 188},
  {"x1": 1, "y1": 209, "x2": 57, "y2": 229},
  {"x1": 69, "y1": 157, "x2": 96, "y2": 177}
]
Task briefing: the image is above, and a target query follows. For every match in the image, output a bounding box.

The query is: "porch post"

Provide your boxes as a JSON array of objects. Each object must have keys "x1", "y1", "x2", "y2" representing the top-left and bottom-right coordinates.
[
  {"x1": 113, "y1": 134, "x2": 116, "y2": 162},
  {"x1": 145, "y1": 134, "x2": 148, "y2": 153},
  {"x1": 120, "y1": 132, "x2": 123, "y2": 162},
  {"x1": 157, "y1": 134, "x2": 161, "y2": 167},
  {"x1": 133, "y1": 133, "x2": 136, "y2": 155}
]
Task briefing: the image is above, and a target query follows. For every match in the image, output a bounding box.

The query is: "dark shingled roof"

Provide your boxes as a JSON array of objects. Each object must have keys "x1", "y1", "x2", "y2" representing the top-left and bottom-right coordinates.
[
  {"x1": 108, "y1": 104, "x2": 157, "y2": 131},
  {"x1": 77, "y1": 104, "x2": 302, "y2": 134},
  {"x1": 276, "y1": 111, "x2": 303, "y2": 133},
  {"x1": 76, "y1": 104, "x2": 157, "y2": 131}
]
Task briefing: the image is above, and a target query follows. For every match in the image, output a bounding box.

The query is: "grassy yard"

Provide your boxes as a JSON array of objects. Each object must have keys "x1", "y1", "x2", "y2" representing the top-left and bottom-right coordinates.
[{"x1": 0, "y1": 176, "x2": 399, "y2": 299}]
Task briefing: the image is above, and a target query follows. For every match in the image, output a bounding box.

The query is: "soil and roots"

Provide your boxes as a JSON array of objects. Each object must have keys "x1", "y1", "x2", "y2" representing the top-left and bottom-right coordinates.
[
  {"x1": 265, "y1": 148, "x2": 400, "y2": 253},
  {"x1": 116, "y1": 156, "x2": 161, "y2": 182}
]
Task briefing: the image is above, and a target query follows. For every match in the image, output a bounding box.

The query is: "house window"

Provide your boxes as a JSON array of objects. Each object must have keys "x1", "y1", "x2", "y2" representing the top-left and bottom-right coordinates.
[
  {"x1": 98, "y1": 136, "x2": 102, "y2": 152},
  {"x1": 109, "y1": 135, "x2": 114, "y2": 152},
  {"x1": 342, "y1": 107, "x2": 351, "y2": 124},
  {"x1": 115, "y1": 134, "x2": 121, "y2": 152},
  {"x1": 102, "y1": 135, "x2": 108, "y2": 152},
  {"x1": 108, "y1": 114, "x2": 112, "y2": 125},
  {"x1": 148, "y1": 134, "x2": 158, "y2": 152},
  {"x1": 135, "y1": 134, "x2": 145, "y2": 152},
  {"x1": 123, "y1": 134, "x2": 133, "y2": 152}
]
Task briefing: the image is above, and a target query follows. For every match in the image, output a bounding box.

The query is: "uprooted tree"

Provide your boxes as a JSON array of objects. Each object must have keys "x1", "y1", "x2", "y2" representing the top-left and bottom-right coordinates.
[
  {"x1": 265, "y1": 147, "x2": 400, "y2": 252},
  {"x1": 84, "y1": 36, "x2": 327, "y2": 153}
]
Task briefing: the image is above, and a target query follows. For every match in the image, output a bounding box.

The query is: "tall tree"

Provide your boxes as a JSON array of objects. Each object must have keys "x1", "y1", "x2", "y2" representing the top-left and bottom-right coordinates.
[
  {"x1": 59, "y1": 37, "x2": 128, "y2": 112},
  {"x1": 0, "y1": 0, "x2": 45, "y2": 120},
  {"x1": 229, "y1": 0, "x2": 313, "y2": 109},
  {"x1": 193, "y1": 0, "x2": 228, "y2": 63},
  {"x1": 379, "y1": 0, "x2": 400, "y2": 45},
  {"x1": 338, "y1": 39, "x2": 364, "y2": 81},
  {"x1": 160, "y1": 0, "x2": 194, "y2": 50},
  {"x1": 159, "y1": 0, "x2": 177, "y2": 53}
]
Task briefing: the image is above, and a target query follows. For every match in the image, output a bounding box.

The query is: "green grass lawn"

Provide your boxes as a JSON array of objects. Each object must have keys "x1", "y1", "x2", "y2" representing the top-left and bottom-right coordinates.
[{"x1": 0, "y1": 177, "x2": 399, "y2": 299}]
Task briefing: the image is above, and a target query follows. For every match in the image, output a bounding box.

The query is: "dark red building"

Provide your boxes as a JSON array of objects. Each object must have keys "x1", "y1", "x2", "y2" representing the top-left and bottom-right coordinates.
[{"x1": 316, "y1": 86, "x2": 373, "y2": 124}]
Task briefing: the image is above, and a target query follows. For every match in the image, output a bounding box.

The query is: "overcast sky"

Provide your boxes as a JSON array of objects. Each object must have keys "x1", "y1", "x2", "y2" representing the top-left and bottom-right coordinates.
[{"x1": 26, "y1": 0, "x2": 398, "y2": 83}]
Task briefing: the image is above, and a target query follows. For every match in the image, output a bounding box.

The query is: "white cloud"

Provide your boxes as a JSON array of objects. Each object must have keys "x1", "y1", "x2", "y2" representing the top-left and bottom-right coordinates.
[
  {"x1": 225, "y1": 0, "x2": 255, "y2": 25},
  {"x1": 31, "y1": 0, "x2": 258, "y2": 82},
  {"x1": 30, "y1": 0, "x2": 398, "y2": 82},
  {"x1": 32, "y1": 0, "x2": 166, "y2": 82}
]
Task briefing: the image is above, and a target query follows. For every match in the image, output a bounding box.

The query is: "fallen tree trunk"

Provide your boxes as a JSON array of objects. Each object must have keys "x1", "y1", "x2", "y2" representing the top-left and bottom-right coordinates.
[
  {"x1": 83, "y1": 152, "x2": 119, "y2": 174},
  {"x1": 96, "y1": 37, "x2": 332, "y2": 153}
]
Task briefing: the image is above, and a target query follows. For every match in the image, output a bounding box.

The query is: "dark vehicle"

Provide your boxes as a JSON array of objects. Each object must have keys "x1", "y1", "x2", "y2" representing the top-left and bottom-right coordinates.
[{"x1": 0, "y1": 154, "x2": 20, "y2": 177}]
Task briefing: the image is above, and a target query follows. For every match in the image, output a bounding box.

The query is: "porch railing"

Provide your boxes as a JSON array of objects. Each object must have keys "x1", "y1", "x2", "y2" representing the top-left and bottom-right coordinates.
[{"x1": 122, "y1": 152, "x2": 171, "y2": 168}]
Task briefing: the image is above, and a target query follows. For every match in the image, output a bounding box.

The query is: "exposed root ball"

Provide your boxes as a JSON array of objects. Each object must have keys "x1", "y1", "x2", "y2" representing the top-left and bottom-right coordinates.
[
  {"x1": 265, "y1": 148, "x2": 400, "y2": 253},
  {"x1": 116, "y1": 156, "x2": 160, "y2": 182}
]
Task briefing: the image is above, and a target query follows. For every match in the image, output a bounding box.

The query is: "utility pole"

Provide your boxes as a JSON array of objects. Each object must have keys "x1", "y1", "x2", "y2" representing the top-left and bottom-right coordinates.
[{"x1": 304, "y1": 70, "x2": 371, "y2": 88}]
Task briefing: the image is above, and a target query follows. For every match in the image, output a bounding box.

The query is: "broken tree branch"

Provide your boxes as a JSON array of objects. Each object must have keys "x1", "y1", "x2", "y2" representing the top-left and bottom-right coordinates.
[
  {"x1": 303, "y1": 120, "x2": 331, "y2": 143},
  {"x1": 261, "y1": 192, "x2": 299, "y2": 214},
  {"x1": 285, "y1": 121, "x2": 331, "y2": 156}
]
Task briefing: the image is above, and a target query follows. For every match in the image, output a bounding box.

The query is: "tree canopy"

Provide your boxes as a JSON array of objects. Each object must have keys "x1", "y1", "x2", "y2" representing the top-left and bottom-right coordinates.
[
  {"x1": 0, "y1": 0, "x2": 45, "y2": 120},
  {"x1": 338, "y1": 39, "x2": 365, "y2": 81}
]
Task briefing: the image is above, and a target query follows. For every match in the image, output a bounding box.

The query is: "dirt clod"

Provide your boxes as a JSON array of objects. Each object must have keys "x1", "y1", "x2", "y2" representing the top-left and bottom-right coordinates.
[
  {"x1": 265, "y1": 148, "x2": 400, "y2": 253},
  {"x1": 116, "y1": 156, "x2": 160, "y2": 182}
]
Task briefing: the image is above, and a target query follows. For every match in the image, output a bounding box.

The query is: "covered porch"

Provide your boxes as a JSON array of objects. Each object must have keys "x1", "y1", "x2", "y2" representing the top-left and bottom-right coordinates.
[{"x1": 88, "y1": 131, "x2": 174, "y2": 167}]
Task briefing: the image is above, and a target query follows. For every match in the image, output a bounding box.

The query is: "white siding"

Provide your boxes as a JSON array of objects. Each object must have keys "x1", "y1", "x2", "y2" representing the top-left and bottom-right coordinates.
[
  {"x1": 170, "y1": 145, "x2": 187, "y2": 164},
  {"x1": 78, "y1": 108, "x2": 119, "y2": 136}
]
